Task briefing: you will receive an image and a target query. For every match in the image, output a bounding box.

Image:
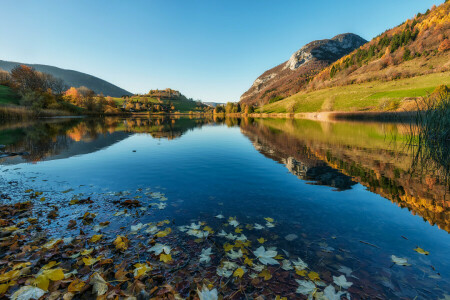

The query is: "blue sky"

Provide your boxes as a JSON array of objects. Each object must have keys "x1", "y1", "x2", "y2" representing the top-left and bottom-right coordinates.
[{"x1": 0, "y1": 0, "x2": 443, "y2": 102}]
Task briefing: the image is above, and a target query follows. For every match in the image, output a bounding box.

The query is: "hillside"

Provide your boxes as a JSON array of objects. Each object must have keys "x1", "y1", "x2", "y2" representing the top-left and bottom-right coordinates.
[
  {"x1": 240, "y1": 33, "x2": 367, "y2": 106},
  {"x1": 0, "y1": 60, "x2": 131, "y2": 97},
  {"x1": 260, "y1": 1, "x2": 450, "y2": 113}
]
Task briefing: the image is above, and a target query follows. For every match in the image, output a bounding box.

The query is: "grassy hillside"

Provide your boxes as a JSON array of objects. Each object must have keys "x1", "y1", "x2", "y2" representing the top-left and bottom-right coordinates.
[
  {"x1": 0, "y1": 85, "x2": 20, "y2": 105},
  {"x1": 0, "y1": 60, "x2": 131, "y2": 97},
  {"x1": 260, "y1": 1, "x2": 450, "y2": 113},
  {"x1": 260, "y1": 72, "x2": 450, "y2": 113}
]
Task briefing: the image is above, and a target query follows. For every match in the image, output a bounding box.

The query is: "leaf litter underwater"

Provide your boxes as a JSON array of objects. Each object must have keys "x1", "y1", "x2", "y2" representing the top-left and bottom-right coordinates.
[{"x1": 0, "y1": 178, "x2": 448, "y2": 300}]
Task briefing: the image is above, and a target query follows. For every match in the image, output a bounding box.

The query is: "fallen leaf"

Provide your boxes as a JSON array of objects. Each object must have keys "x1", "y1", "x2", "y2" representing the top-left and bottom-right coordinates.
[
  {"x1": 68, "y1": 279, "x2": 85, "y2": 292},
  {"x1": 233, "y1": 268, "x2": 245, "y2": 278},
  {"x1": 414, "y1": 247, "x2": 430, "y2": 255},
  {"x1": 160, "y1": 254, "x2": 172, "y2": 263}
]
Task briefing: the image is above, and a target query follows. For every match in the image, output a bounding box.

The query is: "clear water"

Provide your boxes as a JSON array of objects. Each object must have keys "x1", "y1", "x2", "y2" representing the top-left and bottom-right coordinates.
[{"x1": 0, "y1": 117, "x2": 448, "y2": 299}]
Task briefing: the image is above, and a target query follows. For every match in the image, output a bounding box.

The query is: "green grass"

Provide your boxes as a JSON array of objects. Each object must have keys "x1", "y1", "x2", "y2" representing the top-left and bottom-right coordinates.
[
  {"x1": 260, "y1": 72, "x2": 450, "y2": 113},
  {"x1": 0, "y1": 85, "x2": 20, "y2": 105},
  {"x1": 367, "y1": 87, "x2": 436, "y2": 100}
]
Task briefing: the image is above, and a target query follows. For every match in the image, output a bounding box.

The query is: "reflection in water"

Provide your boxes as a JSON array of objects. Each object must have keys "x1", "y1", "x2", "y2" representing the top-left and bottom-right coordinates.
[
  {"x1": 0, "y1": 116, "x2": 448, "y2": 233},
  {"x1": 0, "y1": 116, "x2": 449, "y2": 299},
  {"x1": 241, "y1": 118, "x2": 449, "y2": 233}
]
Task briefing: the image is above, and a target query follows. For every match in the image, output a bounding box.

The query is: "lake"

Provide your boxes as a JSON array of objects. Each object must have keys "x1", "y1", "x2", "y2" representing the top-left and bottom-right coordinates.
[{"x1": 0, "y1": 116, "x2": 448, "y2": 299}]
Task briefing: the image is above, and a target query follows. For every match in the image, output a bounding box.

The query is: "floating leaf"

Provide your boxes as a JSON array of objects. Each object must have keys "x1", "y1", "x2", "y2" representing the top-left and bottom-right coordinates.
[
  {"x1": 257, "y1": 238, "x2": 266, "y2": 244},
  {"x1": 391, "y1": 255, "x2": 410, "y2": 266},
  {"x1": 414, "y1": 247, "x2": 430, "y2": 255}
]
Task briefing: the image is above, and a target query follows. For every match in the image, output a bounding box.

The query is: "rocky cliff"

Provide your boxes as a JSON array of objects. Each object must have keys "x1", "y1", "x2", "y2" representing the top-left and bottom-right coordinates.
[{"x1": 240, "y1": 33, "x2": 367, "y2": 105}]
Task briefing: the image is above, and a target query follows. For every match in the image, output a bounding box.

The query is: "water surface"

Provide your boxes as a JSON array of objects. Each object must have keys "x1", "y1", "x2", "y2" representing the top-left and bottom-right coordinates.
[{"x1": 0, "y1": 117, "x2": 448, "y2": 299}]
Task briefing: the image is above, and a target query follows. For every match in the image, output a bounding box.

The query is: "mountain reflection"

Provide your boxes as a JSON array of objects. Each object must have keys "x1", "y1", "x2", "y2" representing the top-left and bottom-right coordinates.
[
  {"x1": 0, "y1": 116, "x2": 448, "y2": 232},
  {"x1": 240, "y1": 118, "x2": 449, "y2": 233}
]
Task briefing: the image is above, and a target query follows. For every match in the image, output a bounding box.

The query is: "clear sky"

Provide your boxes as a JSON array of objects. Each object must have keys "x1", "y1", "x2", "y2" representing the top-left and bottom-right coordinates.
[{"x1": 0, "y1": 0, "x2": 443, "y2": 102}]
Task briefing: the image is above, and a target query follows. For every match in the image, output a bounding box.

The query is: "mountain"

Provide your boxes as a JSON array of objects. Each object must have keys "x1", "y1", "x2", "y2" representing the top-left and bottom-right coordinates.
[
  {"x1": 260, "y1": 1, "x2": 450, "y2": 113},
  {"x1": 0, "y1": 60, "x2": 132, "y2": 97},
  {"x1": 240, "y1": 33, "x2": 367, "y2": 106}
]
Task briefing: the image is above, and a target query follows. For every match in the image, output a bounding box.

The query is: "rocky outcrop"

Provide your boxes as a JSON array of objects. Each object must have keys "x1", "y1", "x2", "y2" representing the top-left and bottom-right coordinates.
[{"x1": 240, "y1": 33, "x2": 367, "y2": 106}]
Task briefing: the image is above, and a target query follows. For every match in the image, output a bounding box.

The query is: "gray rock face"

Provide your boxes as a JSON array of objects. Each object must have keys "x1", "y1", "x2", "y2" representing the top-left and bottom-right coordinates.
[{"x1": 284, "y1": 33, "x2": 367, "y2": 71}]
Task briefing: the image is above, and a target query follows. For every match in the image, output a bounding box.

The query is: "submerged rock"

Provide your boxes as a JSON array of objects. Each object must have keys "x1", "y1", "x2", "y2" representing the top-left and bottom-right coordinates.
[{"x1": 285, "y1": 234, "x2": 298, "y2": 241}]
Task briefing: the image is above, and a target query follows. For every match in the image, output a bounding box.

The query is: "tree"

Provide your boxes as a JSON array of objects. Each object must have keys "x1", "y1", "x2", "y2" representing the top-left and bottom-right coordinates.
[
  {"x1": 64, "y1": 87, "x2": 82, "y2": 106},
  {"x1": 10, "y1": 65, "x2": 43, "y2": 92}
]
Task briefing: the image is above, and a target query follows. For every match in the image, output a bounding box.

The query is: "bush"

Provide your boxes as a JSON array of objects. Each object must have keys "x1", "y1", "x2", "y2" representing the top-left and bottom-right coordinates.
[{"x1": 268, "y1": 95, "x2": 284, "y2": 103}]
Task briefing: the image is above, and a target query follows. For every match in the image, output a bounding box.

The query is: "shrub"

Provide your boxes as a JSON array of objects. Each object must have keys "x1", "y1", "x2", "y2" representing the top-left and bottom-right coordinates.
[
  {"x1": 268, "y1": 95, "x2": 284, "y2": 103},
  {"x1": 438, "y1": 39, "x2": 450, "y2": 52}
]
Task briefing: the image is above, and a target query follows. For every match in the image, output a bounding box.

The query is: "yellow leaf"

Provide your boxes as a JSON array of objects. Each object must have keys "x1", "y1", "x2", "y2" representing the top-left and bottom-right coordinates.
[
  {"x1": 68, "y1": 279, "x2": 85, "y2": 292},
  {"x1": 40, "y1": 197, "x2": 46, "y2": 202},
  {"x1": 82, "y1": 256, "x2": 100, "y2": 266},
  {"x1": 1, "y1": 226, "x2": 19, "y2": 232},
  {"x1": 0, "y1": 270, "x2": 20, "y2": 283},
  {"x1": 0, "y1": 283, "x2": 9, "y2": 295},
  {"x1": 235, "y1": 228, "x2": 243, "y2": 233},
  {"x1": 204, "y1": 226, "x2": 214, "y2": 234},
  {"x1": 274, "y1": 255, "x2": 284, "y2": 260},
  {"x1": 41, "y1": 261, "x2": 59, "y2": 270},
  {"x1": 244, "y1": 257, "x2": 253, "y2": 267},
  {"x1": 81, "y1": 249, "x2": 94, "y2": 256},
  {"x1": 223, "y1": 243, "x2": 234, "y2": 252},
  {"x1": 0, "y1": 280, "x2": 16, "y2": 295},
  {"x1": 414, "y1": 247, "x2": 430, "y2": 255},
  {"x1": 259, "y1": 269, "x2": 272, "y2": 281},
  {"x1": 13, "y1": 262, "x2": 31, "y2": 270},
  {"x1": 245, "y1": 224, "x2": 254, "y2": 230},
  {"x1": 296, "y1": 269, "x2": 307, "y2": 276},
  {"x1": 257, "y1": 238, "x2": 266, "y2": 244},
  {"x1": 156, "y1": 227, "x2": 171, "y2": 238},
  {"x1": 34, "y1": 269, "x2": 65, "y2": 291},
  {"x1": 89, "y1": 235, "x2": 103, "y2": 243},
  {"x1": 113, "y1": 235, "x2": 129, "y2": 251},
  {"x1": 69, "y1": 199, "x2": 79, "y2": 205},
  {"x1": 45, "y1": 269, "x2": 65, "y2": 281},
  {"x1": 264, "y1": 217, "x2": 274, "y2": 223},
  {"x1": 233, "y1": 268, "x2": 244, "y2": 278},
  {"x1": 160, "y1": 254, "x2": 172, "y2": 263},
  {"x1": 133, "y1": 263, "x2": 152, "y2": 278},
  {"x1": 308, "y1": 271, "x2": 320, "y2": 281},
  {"x1": 275, "y1": 296, "x2": 287, "y2": 300}
]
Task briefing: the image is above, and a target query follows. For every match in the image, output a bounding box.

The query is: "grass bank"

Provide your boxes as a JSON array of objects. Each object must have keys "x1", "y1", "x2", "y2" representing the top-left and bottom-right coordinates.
[{"x1": 260, "y1": 72, "x2": 450, "y2": 113}]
